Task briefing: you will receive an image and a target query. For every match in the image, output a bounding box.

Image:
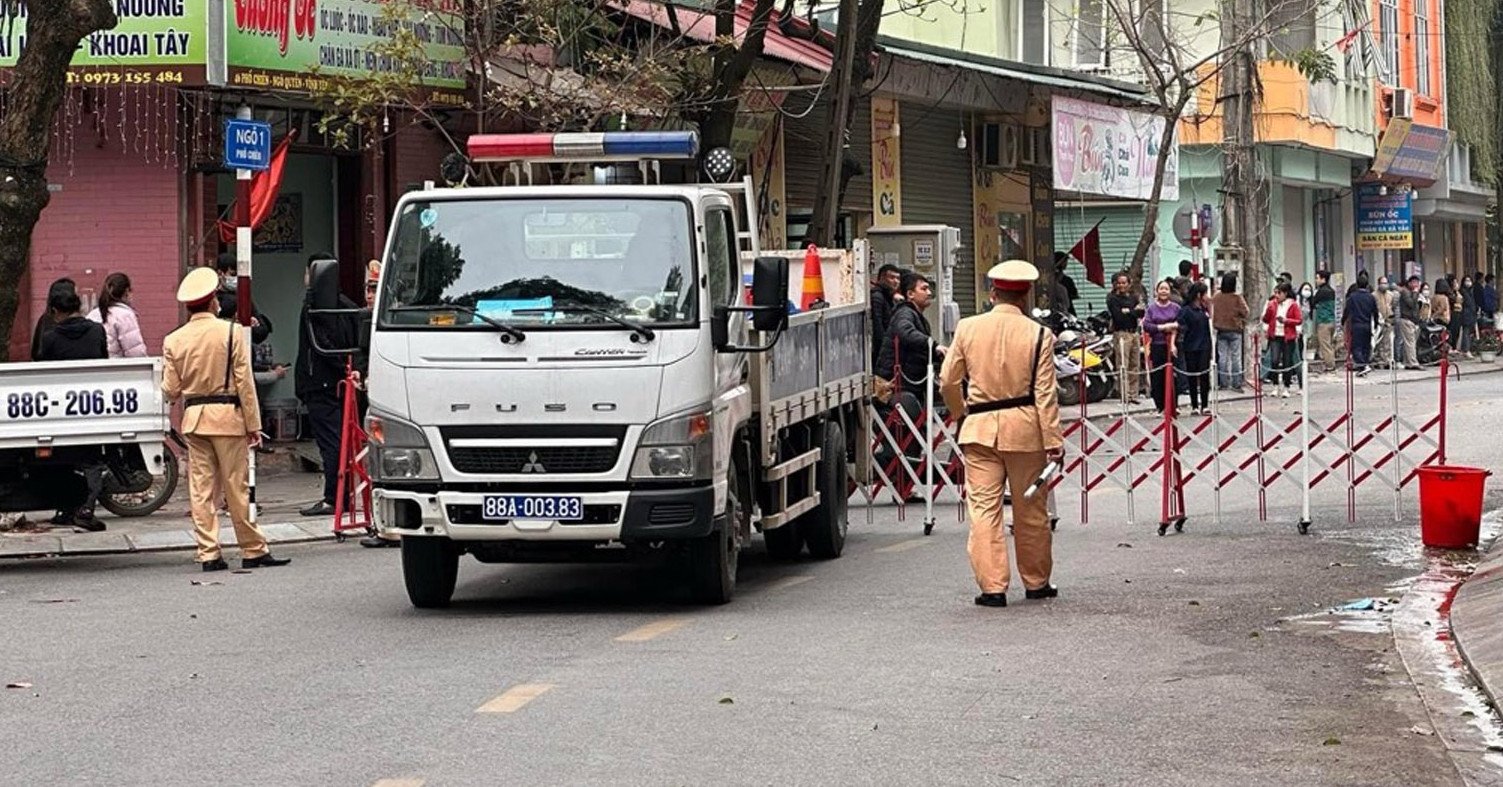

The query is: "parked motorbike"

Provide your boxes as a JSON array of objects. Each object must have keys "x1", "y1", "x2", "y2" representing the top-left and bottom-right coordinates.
[
  {"x1": 1417, "y1": 321, "x2": 1448, "y2": 365},
  {"x1": 99, "y1": 429, "x2": 183, "y2": 517}
]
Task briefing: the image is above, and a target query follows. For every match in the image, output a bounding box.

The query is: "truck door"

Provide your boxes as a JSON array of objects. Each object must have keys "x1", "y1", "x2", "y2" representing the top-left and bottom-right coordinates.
[{"x1": 703, "y1": 197, "x2": 752, "y2": 499}]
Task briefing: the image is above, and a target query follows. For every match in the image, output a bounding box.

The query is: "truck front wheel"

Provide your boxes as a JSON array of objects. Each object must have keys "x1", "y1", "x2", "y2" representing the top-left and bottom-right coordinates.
[
  {"x1": 402, "y1": 537, "x2": 459, "y2": 609},
  {"x1": 799, "y1": 420, "x2": 849, "y2": 559},
  {"x1": 688, "y1": 459, "x2": 744, "y2": 604}
]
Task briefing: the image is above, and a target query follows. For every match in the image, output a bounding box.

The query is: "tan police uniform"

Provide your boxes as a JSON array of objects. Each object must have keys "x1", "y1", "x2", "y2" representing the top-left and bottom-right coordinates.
[
  {"x1": 939, "y1": 260, "x2": 1064, "y2": 598},
  {"x1": 162, "y1": 268, "x2": 270, "y2": 564}
]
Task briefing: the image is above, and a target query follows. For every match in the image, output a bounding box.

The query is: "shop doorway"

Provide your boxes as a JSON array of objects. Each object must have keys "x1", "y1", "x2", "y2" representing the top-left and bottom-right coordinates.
[{"x1": 217, "y1": 150, "x2": 360, "y2": 404}]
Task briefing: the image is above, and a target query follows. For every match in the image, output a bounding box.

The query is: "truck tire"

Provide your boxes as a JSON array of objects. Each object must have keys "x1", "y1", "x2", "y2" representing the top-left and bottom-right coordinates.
[
  {"x1": 689, "y1": 460, "x2": 744, "y2": 604},
  {"x1": 799, "y1": 420, "x2": 848, "y2": 560},
  {"x1": 763, "y1": 523, "x2": 803, "y2": 560},
  {"x1": 402, "y1": 537, "x2": 459, "y2": 609}
]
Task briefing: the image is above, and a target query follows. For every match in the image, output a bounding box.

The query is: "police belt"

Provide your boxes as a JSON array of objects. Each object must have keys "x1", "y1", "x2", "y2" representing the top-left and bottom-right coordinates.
[
  {"x1": 184, "y1": 394, "x2": 241, "y2": 409},
  {"x1": 966, "y1": 394, "x2": 1035, "y2": 414}
]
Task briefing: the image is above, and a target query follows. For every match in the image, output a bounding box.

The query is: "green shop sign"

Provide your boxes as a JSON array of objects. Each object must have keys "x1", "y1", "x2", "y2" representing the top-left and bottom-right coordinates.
[
  {"x1": 226, "y1": 0, "x2": 467, "y2": 104},
  {"x1": 0, "y1": 1, "x2": 209, "y2": 85}
]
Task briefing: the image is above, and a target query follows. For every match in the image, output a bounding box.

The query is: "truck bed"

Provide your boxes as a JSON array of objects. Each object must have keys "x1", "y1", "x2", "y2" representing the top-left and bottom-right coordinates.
[{"x1": 750, "y1": 302, "x2": 869, "y2": 465}]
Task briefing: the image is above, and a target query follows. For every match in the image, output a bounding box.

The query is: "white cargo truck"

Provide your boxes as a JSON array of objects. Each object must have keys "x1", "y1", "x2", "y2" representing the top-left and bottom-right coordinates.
[{"x1": 365, "y1": 131, "x2": 870, "y2": 608}]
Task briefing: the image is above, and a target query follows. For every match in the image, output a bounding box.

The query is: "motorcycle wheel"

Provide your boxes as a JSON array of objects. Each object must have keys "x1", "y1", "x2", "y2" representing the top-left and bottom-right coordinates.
[
  {"x1": 1086, "y1": 374, "x2": 1112, "y2": 403},
  {"x1": 1057, "y1": 379, "x2": 1082, "y2": 407},
  {"x1": 100, "y1": 449, "x2": 180, "y2": 518}
]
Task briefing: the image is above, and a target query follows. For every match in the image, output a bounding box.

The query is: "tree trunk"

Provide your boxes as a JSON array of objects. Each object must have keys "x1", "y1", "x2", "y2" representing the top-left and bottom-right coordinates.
[
  {"x1": 1126, "y1": 108, "x2": 1184, "y2": 293},
  {"x1": 698, "y1": 0, "x2": 777, "y2": 152},
  {"x1": 805, "y1": 0, "x2": 884, "y2": 248},
  {"x1": 0, "y1": 0, "x2": 117, "y2": 356}
]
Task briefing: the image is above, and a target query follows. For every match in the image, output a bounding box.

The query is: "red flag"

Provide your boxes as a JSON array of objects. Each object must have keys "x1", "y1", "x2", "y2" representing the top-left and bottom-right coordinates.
[
  {"x1": 1068, "y1": 220, "x2": 1105, "y2": 287},
  {"x1": 218, "y1": 132, "x2": 297, "y2": 244},
  {"x1": 1333, "y1": 21, "x2": 1368, "y2": 54}
]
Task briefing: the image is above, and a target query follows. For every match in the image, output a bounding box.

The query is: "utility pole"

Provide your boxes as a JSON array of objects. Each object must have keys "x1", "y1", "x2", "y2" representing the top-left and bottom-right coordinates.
[
  {"x1": 1493, "y1": 9, "x2": 1503, "y2": 279},
  {"x1": 807, "y1": 0, "x2": 858, "y2": 247},
  {"x1": 1218, "y1": 0, "x2": 1269, "y2": 307}
]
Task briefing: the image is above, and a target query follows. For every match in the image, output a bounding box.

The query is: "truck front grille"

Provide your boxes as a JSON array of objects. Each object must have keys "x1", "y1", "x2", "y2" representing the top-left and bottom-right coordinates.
[
  {"x1": 446, "y1": 445, "x2": 620, "y2": 474},
  {"x1": 439, "y1": 425, "x2": 628, "y2": 475}
]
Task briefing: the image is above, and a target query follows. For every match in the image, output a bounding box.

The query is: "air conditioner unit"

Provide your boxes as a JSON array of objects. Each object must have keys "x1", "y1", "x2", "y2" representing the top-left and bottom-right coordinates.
[
  {"x1": 1389, "y1": 88, "x2": 1414, "y2": 119},
  {"x1": 979, "y1": 122, "x2": 1020, "y2": 169},
  {"x1": 1021, "y1": 126, "x2": 1051, "y2": 166}
]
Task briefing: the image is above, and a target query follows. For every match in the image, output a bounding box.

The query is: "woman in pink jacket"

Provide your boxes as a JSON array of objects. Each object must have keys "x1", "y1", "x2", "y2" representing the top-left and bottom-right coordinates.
[
  {"x1": 1261, "y1": 281, "x2": 1302, "y2": 398},
  {"x1": 86, "y1": 273, "x2": 148, "y2": 358}
]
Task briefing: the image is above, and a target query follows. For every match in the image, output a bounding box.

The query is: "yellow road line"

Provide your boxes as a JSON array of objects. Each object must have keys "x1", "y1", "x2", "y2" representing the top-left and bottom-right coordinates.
[
  {"x1": 476, "y1": 683, "x2": 555, "y2": 713},
  {"x1": 615, "y1": 617, "x2": 689, "y2": 642},
  {"x1": 371, "y1": 780, "x2": 424, "y2": 787},
  {"x1": 766, "y1": 575, "x2": 815, "y2": 591},
  {"x1": 876, "y1": 538, "x2": 929, "y2": 553}
]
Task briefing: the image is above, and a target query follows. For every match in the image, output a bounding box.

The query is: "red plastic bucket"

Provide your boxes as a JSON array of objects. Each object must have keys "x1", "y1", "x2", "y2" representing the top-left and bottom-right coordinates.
[{"x1": 1417, "y1": 466, "x2": 1491, "y2": 548}]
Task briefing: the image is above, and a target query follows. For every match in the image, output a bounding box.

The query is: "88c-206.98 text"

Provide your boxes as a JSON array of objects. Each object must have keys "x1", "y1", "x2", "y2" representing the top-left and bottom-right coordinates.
[{"x1": 5, "y1": 389, "x2": 140, "y2": 420}]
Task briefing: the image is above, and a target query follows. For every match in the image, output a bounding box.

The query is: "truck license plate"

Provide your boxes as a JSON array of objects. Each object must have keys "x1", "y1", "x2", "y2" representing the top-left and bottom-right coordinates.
[{"x1": 482, "y1": 495, "x2": 584, "y2": 522}]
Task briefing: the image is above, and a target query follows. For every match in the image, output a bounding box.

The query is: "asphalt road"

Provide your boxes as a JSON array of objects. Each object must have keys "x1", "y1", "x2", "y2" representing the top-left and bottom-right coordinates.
[{"x1": 1, "y1": 368, "x2": 1497, "y2": 786}]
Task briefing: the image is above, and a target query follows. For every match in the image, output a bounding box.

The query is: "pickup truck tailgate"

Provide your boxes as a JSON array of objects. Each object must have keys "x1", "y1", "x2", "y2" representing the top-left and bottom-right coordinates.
[{"x1": 0, "y1": 358, "x2": 169, "y2": 450}]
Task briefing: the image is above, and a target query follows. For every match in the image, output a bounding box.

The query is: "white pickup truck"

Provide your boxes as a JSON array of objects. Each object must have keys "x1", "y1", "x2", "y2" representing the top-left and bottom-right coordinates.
[
  {"x1": 365, "y1": 131, "x2": 870, "y2": 608},
  {"x1": 0, "y1": 358, "x2": 174, "y2": 517}
]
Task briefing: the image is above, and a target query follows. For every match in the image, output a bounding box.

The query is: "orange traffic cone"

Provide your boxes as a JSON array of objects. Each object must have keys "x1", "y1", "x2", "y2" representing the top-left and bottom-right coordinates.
[{"x1": 799, "y1": 244, "x2": 824, "y2": 311}]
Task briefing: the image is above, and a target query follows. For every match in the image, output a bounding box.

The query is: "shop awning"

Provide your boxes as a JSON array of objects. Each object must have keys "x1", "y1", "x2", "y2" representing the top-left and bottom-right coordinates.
[
  {"x1": 615, "y1": 0, "x2": 835, "y2": 72},
  {"x1": 483, "y1": 58, "x2": 669, "y2": 116},
  {"x1": 877, "y1": 38, "x2": 1153, "y2": 105}
]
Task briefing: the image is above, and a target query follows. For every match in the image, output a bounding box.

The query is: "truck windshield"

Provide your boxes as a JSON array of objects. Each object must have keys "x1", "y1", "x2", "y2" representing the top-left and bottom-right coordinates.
[{"x1": 379, "y1": 197, "x2": 697, "y2": 329}]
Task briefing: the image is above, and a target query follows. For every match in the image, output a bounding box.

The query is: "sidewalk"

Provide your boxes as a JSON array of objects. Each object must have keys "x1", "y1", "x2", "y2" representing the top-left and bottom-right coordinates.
[
  {"x1": 1451, "y1": 540, "x2": 1503, "y2": 711},
  {"x1": 0, "y1": 469, "x2": 345, "y2": 560}
]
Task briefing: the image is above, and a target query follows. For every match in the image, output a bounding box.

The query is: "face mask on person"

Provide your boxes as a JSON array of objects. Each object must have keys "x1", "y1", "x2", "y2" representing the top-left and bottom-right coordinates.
[
  {"x1": 221, "y1": 274, "x2": 236, "y2": 290},
  {"x1": 1300, "y1": 287, "x2": 1312, "y2": 298}
]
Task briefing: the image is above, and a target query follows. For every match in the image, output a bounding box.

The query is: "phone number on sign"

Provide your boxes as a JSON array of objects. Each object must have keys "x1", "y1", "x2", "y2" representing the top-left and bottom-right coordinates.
[
  {"x1": 66, "y1": 70, "x2": 187, "y2": 86},
  {"x1": 5, "y1": 389, "x2": 140, "y2": 420}
]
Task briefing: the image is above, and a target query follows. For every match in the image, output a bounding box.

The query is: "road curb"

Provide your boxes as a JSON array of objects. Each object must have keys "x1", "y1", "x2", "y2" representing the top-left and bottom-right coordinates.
[
  {"x1": 0, "y1": 522, "x2": 342, "y2": 560},
  {"x1": 1449, "y1": 538, "x2": 1503, "y2": 713}
]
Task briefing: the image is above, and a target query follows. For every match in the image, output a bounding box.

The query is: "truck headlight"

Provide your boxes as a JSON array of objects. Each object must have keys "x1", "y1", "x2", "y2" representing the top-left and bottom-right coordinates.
[
  {"x1": 367, "y1": 411, "x2": 439, "y2": 481},
  {"x1": 630, "y1": 407, "x2": 712, "y2": 481}
]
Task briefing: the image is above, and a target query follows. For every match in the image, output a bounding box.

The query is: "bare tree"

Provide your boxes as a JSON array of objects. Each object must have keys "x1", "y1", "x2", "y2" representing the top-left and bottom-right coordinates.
[
  {"x1": 314, "y1": 0, "x2": 778, "y2": 175},
  {"x1": 0, "y1": 0, "x2": 117, "y2": 355},
  {"x1": 1101, "y1": 0, "x2": 1319, "y2": 305}
]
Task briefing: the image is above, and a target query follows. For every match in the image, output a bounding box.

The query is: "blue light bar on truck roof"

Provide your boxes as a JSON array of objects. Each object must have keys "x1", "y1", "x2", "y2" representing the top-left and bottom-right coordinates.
[{"x1": 467, "y1": 131, "x2": 700, "y2": 163}]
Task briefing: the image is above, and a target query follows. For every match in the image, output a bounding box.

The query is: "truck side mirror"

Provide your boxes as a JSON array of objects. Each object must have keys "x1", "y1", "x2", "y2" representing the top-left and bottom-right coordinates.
[
  {"x1": 711, "y1": 305, "x2": 730, "y2": 350},
  {"x1": 751, "y1": 256, "x2": 788, "y2": 333},
  {"x1": 309, "y1": 259, "x2": 341, "y2": 310}
]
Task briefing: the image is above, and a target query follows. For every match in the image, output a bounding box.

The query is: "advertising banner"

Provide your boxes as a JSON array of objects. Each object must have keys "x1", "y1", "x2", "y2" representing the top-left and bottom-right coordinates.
[
  {"x1": 1355, "y1": 183, "x2": 1413, "y2": 250},
  {"x1": 226, "y1": 0, "x2": 467, "y2": 104},
  {"x1": 1371, "y1": 119, "x2": 1452, "y2": 186},
  {"x1": 1051, "y1": 96, "x2": 1178, "y2": 201},
  {"x1": 871, "y1": 97, "x2": 902, "y2": 228},
  {"x1": 0, "y1": 1, "x2": 209, "y2": 85}
]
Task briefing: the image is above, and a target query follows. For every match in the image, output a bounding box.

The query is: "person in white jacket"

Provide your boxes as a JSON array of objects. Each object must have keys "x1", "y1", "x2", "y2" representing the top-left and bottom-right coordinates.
[{"x1": 86, "y1": 272, "x2": 148, "y2": 358}]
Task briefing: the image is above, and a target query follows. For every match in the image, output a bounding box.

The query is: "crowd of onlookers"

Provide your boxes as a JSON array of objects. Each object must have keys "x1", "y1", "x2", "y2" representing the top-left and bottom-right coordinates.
[{"x1": 866, "y1": 255, "x2": 1499, "y2": 422}]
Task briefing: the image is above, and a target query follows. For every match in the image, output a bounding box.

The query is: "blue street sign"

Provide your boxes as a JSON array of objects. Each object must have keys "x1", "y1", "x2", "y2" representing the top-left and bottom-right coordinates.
[{"x1": 224, "y1": 119, "x2": 273, "y2": 172}]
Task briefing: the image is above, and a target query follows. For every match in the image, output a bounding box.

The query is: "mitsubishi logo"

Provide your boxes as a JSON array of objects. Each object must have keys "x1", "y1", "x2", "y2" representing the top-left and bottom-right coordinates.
[{"x1": 520, "y1": 451, "x2": 547, "y2": 473}]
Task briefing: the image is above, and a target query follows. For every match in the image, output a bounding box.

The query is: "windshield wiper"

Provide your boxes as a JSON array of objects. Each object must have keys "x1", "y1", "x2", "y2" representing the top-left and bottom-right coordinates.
[
  {"x1": 388, "y1": 304, "x2": 526, "y2": 343},
  {"x1": 514, "y1": 302, "x2": 656, "y2": 343}
]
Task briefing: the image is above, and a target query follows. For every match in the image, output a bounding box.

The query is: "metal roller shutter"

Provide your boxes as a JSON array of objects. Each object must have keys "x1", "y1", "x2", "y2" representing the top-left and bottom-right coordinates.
[
  {"x1": 898, "y1": 102, "x2": 977, "y2": 315},
  {"x1": 783, "y1": 97, "x2": 873, "y2": 214},
  {"x1": 1054, "y1": 206, "x2": 1148, "y2": 316}
]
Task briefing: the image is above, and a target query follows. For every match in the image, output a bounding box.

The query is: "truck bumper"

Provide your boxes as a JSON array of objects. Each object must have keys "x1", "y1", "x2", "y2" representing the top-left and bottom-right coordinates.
[{"x1": 373, "y1": 485, "x2": 716, "y2": 543}]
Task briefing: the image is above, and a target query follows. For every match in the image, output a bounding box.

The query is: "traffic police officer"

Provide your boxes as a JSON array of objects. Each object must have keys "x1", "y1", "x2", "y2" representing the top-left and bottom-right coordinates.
[
  {"x1": 939, "y1": 260, "x2": 1064, "y2": 607},
  {"x1": 162, "y1": 267, "x2": 290, "y2": 572}
]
